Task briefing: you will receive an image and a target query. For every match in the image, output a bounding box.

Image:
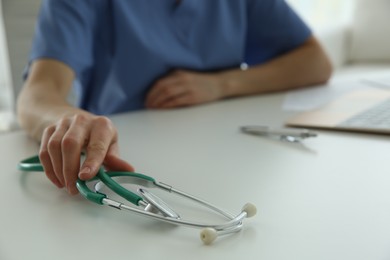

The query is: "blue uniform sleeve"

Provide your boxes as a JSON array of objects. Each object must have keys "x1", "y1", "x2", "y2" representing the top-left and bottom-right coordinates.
[
  {"x1": 245, "y1": 0, "x2": 312, "y2": 65},
  {"x1": 29, "y1": 0, "x2": 101, "y2": 78}
]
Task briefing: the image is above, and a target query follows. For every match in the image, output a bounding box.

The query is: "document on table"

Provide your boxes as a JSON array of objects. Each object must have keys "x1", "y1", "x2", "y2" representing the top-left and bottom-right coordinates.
[
  {"x1": 361, "y1": 74, "x2": 390, "y2": 89},
  {"x1": 282, "y1": 79, "x2": 372, "y2": 111}
]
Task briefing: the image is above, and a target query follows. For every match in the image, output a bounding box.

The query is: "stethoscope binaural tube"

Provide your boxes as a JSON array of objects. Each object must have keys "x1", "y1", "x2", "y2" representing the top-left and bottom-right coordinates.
[
  {"x1": 18, "y1": 155, "x2": 257, "y2": 245},
  {"x1": 90, "y1": 173, "x2": 257, "y2": 245}
]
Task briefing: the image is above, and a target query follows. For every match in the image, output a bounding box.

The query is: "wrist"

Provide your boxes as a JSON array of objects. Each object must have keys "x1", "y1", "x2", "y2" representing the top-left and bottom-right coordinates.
[{"x1": 217, "y1": 69, "x2": 244, "y2": 98}]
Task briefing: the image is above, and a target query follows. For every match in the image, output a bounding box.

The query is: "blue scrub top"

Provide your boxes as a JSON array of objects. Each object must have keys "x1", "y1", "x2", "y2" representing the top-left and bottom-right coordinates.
[{"x1": 30, "y1": 0, "x2": 311, "y2": 115}]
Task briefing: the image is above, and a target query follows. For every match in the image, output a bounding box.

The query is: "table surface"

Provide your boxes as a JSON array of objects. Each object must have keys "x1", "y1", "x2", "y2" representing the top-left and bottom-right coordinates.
[{"x1": 1, "y1": 77, "x2": 390, "y2": 260}]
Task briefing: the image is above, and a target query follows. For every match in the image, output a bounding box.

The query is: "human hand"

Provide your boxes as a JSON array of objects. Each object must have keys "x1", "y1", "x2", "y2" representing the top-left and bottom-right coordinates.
[
  {"x1": 145, "y1": 70, "x2": 225, "y2": 109},
  {"x1": 39, "y1": 113, "x2": 134, "y2": 195}
]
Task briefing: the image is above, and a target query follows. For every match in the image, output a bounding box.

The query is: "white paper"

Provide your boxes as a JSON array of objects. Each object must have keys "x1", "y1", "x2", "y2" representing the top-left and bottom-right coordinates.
[
  {"x1": 282, "y1": 79, "x2": 371, "y2": 111},
  {"x1": 361, "y1": 75, "x2": 390, "y2": 89}
]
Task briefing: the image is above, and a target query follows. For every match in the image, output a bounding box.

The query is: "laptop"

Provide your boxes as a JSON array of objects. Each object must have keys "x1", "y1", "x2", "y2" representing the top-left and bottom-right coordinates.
[{"x1": 285, "y1": 88, "x2": 390, "y2": 134}]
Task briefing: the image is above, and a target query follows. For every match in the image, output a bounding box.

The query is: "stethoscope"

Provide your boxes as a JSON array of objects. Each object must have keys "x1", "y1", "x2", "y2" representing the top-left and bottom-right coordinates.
[{"x1": 18, "y1": 155, "x2": 257, "y2": 245}]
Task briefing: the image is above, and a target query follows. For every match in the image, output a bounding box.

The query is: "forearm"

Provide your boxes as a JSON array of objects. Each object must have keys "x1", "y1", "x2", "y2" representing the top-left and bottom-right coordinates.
[
  {"x1": 219, "y1": 36, "x2": 333, "y2": 98},
  {"x1": 17, "y1": 85, "x2": 87, "y2": 141},
  {"x1": 16, "y1": 59, "x2": 89, "y2": 141}
]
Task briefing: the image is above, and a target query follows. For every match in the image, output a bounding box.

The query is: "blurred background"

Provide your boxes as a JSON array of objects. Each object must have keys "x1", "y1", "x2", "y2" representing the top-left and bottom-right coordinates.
[{"x1": 0, "y1": 0, "x2": 389, "y2": 132}]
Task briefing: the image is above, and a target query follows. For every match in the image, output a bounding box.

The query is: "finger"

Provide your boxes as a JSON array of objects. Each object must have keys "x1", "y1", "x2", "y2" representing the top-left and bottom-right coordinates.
[
  {"x1": 103, "y1": 142, "x2": 135, "y2": 172},
  {"x1": 78, "y1": 117, "x2": 116, "y2": 180},
  {"x1": 145, "y1": 77, "x2": 182, "y2": 107},
  {"x1": 159, "y1": 93, "x2": 194, "y2": 108},
  {"x1": 61, "y1": 115, "x2": 90, "y2": 195},
  {"x1": 47, "y1": 118, "x2": 71, "y2": 186},
  {"x1": 147, "y1": 84, "x2": 188, "y2": 108},
  {"x1": 39, "y1": 126, "x2": 63, "y2": 188}
]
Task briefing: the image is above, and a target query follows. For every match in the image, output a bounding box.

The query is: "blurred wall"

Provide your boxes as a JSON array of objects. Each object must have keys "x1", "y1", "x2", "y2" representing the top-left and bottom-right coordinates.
[{"x1": 3, "y1": 0, "x2": 41, "y2": 101}]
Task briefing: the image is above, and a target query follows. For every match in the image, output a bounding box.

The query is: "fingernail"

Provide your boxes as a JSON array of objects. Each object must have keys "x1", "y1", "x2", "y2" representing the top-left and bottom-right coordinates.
[{"x1": 79, "y1": 166, "x2": 91, "y2": 179}]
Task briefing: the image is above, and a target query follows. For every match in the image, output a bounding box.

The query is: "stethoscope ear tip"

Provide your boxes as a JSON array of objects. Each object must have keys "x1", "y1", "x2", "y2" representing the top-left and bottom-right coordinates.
[
  {"x1": 199, "y1": 203, "x2": 257, "y2": 245},
  {"x1": 242, "y1": 203, "x2": 257, "y2": 218},
  {"x1": 200, "y1": 228, "x2": 218, "y2": 245}
]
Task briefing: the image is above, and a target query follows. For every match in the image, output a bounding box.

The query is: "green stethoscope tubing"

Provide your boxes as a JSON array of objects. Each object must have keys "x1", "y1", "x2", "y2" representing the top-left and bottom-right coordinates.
[
  {"x1": 18, "y1": 155, "x2": 156, "y2": 206},
  {"x1": 18, "y1": 155, "x2": 256, "y2": 245}
]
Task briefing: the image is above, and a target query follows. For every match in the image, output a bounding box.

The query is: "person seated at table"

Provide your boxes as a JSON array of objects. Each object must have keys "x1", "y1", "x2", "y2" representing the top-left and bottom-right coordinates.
[{"x1": 17, "y1": 0, "x2": 332, "y2": 195}]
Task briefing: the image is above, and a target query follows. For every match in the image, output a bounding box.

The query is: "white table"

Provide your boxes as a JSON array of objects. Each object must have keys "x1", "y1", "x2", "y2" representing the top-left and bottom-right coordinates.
[{"x1": 1, "y1": 91, "x2": 390, "y2": 260}]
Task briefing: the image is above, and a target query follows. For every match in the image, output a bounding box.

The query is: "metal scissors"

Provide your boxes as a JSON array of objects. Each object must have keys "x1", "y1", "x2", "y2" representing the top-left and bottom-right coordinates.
[{"x1": 18, "y1": 155, "x2": 256, "y2": 245}]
